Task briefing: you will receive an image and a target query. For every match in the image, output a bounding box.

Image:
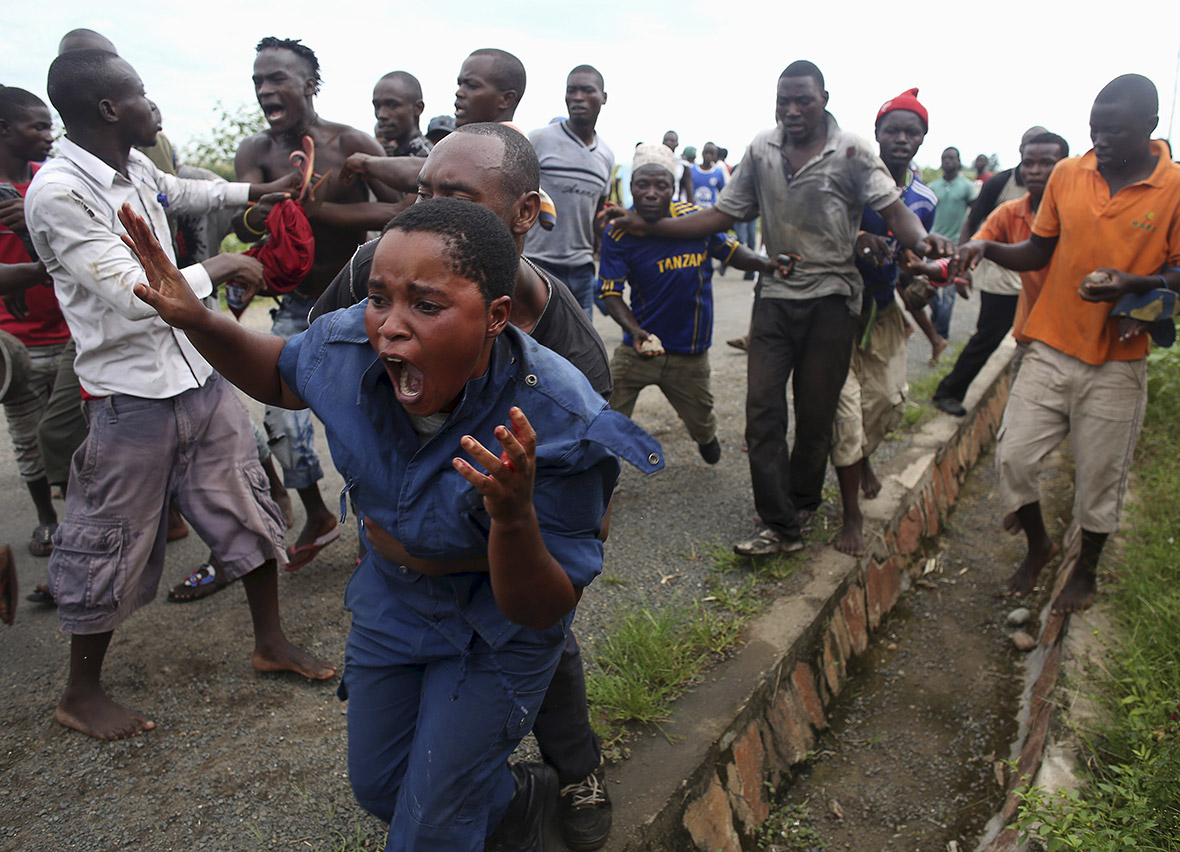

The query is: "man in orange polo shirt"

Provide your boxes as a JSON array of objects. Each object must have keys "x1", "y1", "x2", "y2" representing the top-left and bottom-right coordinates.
[{"x1": 961, "y1": 74, "x2": 1180, "y2": 614}]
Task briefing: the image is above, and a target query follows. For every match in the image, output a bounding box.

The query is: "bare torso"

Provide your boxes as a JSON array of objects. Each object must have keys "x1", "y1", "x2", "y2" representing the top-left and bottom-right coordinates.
[{"x1": 237, "y1": 118, "x2": 384, "y2": 298}]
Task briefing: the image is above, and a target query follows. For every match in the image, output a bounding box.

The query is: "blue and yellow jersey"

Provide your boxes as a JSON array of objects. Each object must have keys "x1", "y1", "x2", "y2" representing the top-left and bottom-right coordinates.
[
  {"x1": 597, "y1": 201, "x2": 739, "y2": 354},
  {"x1": 857, "y1": 174, "x2": 937, "y2": 309}
]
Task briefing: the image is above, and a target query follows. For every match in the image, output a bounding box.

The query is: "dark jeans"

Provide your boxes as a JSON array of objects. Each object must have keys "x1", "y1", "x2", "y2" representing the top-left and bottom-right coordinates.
[
  {"x1": 746, "y1": 295, "x2": 855, "y2": 540},
  {"x1": 533, "y1": 259, "x2": 597, "y2": 321},
  {"x1": 532, "y1": 631, "x2": 601, "y2": 784},
  {"x1": 934, "y1": 291, "x2": 1018, "y2": 403}
]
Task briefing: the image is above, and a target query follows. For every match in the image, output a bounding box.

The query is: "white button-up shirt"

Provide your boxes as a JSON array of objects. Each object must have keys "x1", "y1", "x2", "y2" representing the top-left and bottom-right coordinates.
[{"x1": 26, "y1": 136, "x2": 250, "y2": 398}]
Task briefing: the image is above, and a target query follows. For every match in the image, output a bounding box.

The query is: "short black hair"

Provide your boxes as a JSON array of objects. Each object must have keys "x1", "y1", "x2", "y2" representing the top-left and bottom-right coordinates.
[
  {"x1": 46, "y1": 49, "x2": 128, "y2": 127},
  {"x1": 453, "y1": 122, "x2": 540, "y2": 201},
  {"x1": 379, "y1": 70, "x2": 423, "y2": 102},
  {"x1": 383, "y1": 197, "x2": 519, "y2": 303},
  {"x1": 0, "y1": 86, "x2": 47, "y2": 123},
  {"x1": 58, "y1": 28, "x2": 116, "y2": 55},
  {"x1": 568, "y1": 64, "x2": 604, "y2": 90},
  {"x1": 469, "y1": 49, "x2": 526, "y2": 103},
  {"x1": 943, "y1": 146, "x2": 960, "y2": 158},
  {"x1": 1095, "y1": 74, "x2": 1159, "y2": 119},
  {"x1": 1024, "y1": 131, "x2": 1070, "y2": 159},
  {"x1": 780, "y1": 60, "x2": 824, "y2": 91},
  {"x1": 256, "y1": 37, "x2": 322, "y2": 94}
]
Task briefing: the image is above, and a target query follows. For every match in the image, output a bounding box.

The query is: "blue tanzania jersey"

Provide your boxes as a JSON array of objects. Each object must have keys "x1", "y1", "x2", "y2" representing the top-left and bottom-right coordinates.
[
  {"x1": 597, "y1": 200, "x2": 739, "y2": 354},
  {"x1": 857, "y1": 173, "x2": 937, "y2": 309}
]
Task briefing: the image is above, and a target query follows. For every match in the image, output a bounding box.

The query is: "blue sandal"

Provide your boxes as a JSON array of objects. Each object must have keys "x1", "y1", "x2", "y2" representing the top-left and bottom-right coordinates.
[{"x1": 167, "y1": 563, "x2": 228, "y2": 603}]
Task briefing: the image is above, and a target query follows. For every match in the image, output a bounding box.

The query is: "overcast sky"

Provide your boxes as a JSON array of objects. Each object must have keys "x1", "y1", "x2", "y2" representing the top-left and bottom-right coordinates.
[{"x1": 4, "y1": 1, "x2": 1179, "y2": 174}]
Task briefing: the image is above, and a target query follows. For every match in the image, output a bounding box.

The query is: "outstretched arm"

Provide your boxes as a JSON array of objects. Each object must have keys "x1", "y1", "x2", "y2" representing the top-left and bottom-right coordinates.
[
  {"x1": 118, "y1": 204, "x2": 304, "y2": 410},
  {"x1": 879, "y1": 198, "x2": 957, "y2": 260},
  {"x1": 606, "y1": 206, "x2": 735, "y2": 240},
  {"x1": 959, "y1": 234, "x2": 1057, "y2": 273},
  {"x1": 341, "y1": 152, "x2": 422, "y2": 194}
]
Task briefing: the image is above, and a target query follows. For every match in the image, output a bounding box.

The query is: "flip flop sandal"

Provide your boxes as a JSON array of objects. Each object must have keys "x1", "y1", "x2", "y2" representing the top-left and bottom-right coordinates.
[
  {"x1": 28, "y1": 523, "x2": 56, "y2": 557},
  {"x1": 167, "y1": 563, "x2": 229, "y2": 603},
  {"x1": 1, "y1": 544, "x2": 16, "y2": 626},
  {"x1": 284, "y1": 527, "x2": 341, "y2": 572}
]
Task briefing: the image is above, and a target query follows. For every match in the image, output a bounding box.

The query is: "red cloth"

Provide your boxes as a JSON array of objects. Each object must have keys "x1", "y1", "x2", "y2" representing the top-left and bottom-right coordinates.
[
  {"x1": 239, "y1": 199, "x2": 315, "y2": 294},
  {"x1": 876, "y1": 87, "x2": 928, "y2": 130},
  {"x1": 0, "y1": 163, "x2": 70, "y2": 346}
]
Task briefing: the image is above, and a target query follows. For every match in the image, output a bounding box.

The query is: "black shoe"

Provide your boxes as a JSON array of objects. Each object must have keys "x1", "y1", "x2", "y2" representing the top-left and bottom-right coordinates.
[
  {"x1": 558, "y1": 763, "x2": 612, "y2": 851},
  {"x1": 698, "y1": 437, "x2": 721, "y2": 464},
  {"x1": 933, "y1": 396, "x2": 967, "y2": 417},
  {"x1": 489, "y1": 763, "x2": 558, "y2": 852}
]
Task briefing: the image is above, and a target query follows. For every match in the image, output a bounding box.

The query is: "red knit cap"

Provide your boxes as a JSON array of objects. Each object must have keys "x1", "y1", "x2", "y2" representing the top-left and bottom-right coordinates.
[{"x1": 876, "y1": 87, "x2": 928, "y2": 130}]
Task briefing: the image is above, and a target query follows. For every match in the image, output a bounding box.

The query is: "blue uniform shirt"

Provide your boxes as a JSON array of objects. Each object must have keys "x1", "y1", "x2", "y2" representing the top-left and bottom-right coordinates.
[
  {"x1": 597, "y1": 201, "x2": 739, "y2": 354},
  {"x1": 277, "y1": 304, "x2": 664, "y2": 651},
  {"x1": 857, "y1": 173, "x2": 937, "y2": 309}
]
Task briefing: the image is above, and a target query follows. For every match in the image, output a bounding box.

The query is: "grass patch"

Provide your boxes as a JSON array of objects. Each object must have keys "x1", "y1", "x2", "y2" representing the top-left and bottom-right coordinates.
[
  {"x1": 586, "y1": 544, "x2": 772, "y2": 748},
  {"x1": 892, "y1": 341, "x2": 965, "y2": 432},
  {"x1": 752, "y1": 801, "x2": 827, "y2": 851},
  {"x1": 1016, "y1": 345, "x2": 1180, "y2": 851}
]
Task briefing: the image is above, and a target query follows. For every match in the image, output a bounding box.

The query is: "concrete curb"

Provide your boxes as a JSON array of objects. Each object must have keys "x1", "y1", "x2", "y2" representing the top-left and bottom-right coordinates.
[
  {"x1": 973, "y1": 524, "x2": 1080, "y2": 852},
  {"x1": 605, "y1": 341, "x2": 1017, "y2": 852}
]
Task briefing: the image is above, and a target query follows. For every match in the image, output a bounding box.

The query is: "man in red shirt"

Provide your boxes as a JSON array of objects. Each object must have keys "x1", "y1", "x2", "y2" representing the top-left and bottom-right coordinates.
[{"x1": 0, "y1": 87, "x2": 76, "y2": 557}]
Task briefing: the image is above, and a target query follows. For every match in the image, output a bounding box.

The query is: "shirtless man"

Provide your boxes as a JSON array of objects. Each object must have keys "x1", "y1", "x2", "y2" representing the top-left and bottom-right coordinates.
[{"x1": 234, "y1": 37, "x2": 401, "y2": 566}]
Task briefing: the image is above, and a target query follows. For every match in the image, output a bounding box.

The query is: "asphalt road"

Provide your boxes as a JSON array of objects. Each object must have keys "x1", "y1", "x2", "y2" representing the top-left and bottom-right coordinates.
[{"x1": 0, "y1": 269, "x2": 981, "y2": 851}]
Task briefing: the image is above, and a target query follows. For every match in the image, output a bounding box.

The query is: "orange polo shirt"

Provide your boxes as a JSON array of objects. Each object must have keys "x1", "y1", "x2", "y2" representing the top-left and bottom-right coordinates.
[
  {"x1": 974, "y1": 195, "x2": 1046, "y2": 342},
  {"x1": 1025, "y1": 139, "x2": 1180, "y2": 365}
]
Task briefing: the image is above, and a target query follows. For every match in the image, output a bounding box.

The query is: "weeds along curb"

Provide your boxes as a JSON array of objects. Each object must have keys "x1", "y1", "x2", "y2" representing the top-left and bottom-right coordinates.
[{"x1": 604, "y1": 340, "x2": 1018, "y2": 852}]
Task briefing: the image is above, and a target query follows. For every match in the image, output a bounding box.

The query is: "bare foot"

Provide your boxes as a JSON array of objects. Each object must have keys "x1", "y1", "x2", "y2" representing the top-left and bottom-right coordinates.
[
  {"x1": 833, "y1": 519, "x2": 865, "y2": 557},
  {"x1": 293, "y1": 518, "x2": 337, "y2": 551},
  {"x1": 930, "y1": 335, "x2": 948, "y2": 365},
  {"x1": 1002, "y1": 512, "x2": 1022, "y2": 535},
  {"x1": 861, "y1": 466, "x2": 882, "y2": 500},
  {"x1": 1051, "y1": 564, "x2": 1096, "y2": 614},
  {"x1": 166, "y1": 505, "x2": 189, "y2": 542},
  {"x1": 252, "y1": 639, "x2": 336, "y2": 680},
  {"x1": 1007, "y1": 542, "x2": 1059, "y2": 597},
  {"x1": 56, "y1": 687, "x2": 156, "y2": 740}
]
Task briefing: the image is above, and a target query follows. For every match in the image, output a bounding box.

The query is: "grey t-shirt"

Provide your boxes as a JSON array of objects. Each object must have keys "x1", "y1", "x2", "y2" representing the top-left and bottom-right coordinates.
[
  {"x1": 524, "y1": 122, "x2": 615, "y2": 267},
  {"x1": 715, "y1": 113, "x2": 900, "y2": 312}
]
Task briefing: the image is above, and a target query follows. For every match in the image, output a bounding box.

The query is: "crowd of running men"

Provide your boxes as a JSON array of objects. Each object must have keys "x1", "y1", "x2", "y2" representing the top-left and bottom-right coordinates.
[{"x1": 1, "y1": 28, "x2": 1177, "y2": 852}]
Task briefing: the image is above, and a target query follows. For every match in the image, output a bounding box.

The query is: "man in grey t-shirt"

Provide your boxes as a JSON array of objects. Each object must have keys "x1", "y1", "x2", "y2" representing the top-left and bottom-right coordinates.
[
  {"x1": 524, "y1": 64, "x2": 614, "y2": 319},
  {"x1": 606, "y1": 61, "x2": 954, "y2": 556}
]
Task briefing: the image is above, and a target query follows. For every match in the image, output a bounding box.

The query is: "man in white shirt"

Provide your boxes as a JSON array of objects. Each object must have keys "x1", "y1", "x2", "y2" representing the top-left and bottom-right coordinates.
[{"x1": 26, "y1": 48, "x2": 334, "y2": 741}]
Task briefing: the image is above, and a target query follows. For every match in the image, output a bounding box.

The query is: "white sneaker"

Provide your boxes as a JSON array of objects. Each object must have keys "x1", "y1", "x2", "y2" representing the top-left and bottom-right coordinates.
[{"x1": 733, "y1": 528, "x2": 804, "y2": 557}]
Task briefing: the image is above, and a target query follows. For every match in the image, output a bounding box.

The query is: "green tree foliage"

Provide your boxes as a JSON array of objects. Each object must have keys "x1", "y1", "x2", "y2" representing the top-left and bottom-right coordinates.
[{"x1": 182, "y1": 100, "x2": 266, "y2": 180}]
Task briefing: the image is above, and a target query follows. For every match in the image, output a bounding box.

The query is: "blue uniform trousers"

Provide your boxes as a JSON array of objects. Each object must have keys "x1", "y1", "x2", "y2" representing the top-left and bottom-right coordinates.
[{"x1": 342, "y1": 563, "x2": 564, "y2": 851}]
